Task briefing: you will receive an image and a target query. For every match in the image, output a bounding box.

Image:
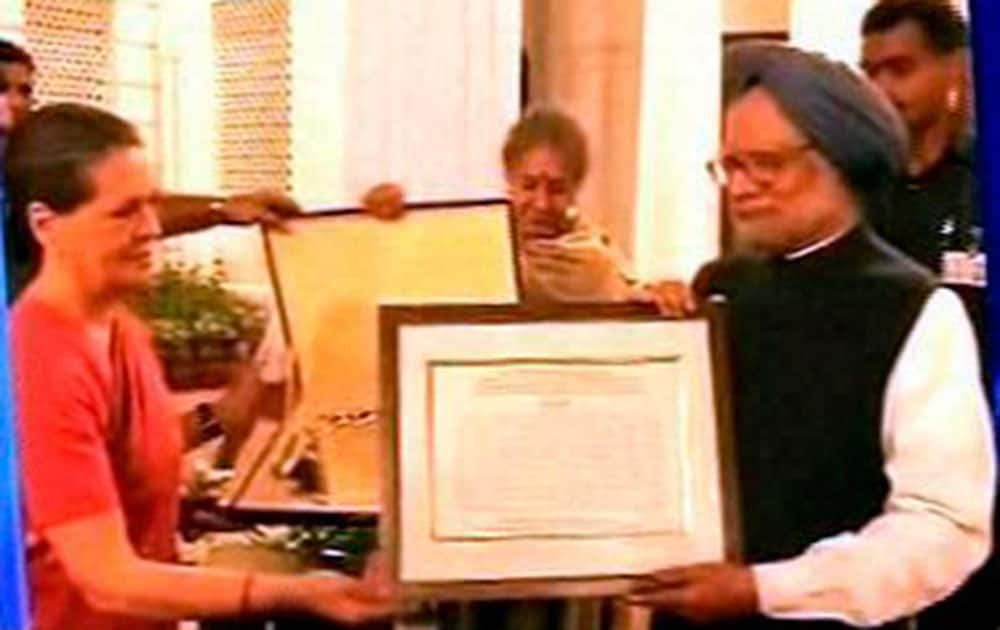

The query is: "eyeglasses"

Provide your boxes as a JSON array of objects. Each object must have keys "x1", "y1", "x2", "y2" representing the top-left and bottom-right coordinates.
[{"x1": 706, "y1": 142, "x2": 814, "y2": 188}]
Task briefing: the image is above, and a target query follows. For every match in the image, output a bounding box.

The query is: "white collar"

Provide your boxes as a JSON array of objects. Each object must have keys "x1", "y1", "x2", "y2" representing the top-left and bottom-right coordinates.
[{"x1": 784, "y1": 226, "x2": 856, "y2": 260}]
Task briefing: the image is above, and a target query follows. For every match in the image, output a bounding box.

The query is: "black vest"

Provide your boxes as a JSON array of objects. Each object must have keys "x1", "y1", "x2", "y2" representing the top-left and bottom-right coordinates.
[{"x1": 657, "y1": 228, "x2": 936, "y2": 630}]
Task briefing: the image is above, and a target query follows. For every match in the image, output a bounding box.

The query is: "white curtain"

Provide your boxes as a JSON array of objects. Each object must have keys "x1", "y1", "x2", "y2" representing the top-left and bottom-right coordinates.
[{"x1": 289, "y1": 0, "x2": 522, "y2": 208}]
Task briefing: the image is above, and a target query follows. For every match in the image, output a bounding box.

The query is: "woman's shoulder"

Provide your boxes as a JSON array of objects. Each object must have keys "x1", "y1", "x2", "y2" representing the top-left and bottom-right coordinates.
[
  {"x1": 11, "y1": 297, "x2": 88, "y2": 348},
  {"x1": 13, "y1": 298, "x2": 152, "y2": 344},
  {"x1": 10, "y1": 298, "x2": 109, "y2": 387}
]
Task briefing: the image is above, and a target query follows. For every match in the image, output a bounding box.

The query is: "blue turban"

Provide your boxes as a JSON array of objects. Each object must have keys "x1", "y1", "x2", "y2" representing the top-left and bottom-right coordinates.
[{"x1": 723, "y1": 42, "x2": 908, "y2": 216}]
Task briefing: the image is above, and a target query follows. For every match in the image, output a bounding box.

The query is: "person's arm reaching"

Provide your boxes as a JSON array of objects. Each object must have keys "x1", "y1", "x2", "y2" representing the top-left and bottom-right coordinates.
[
  {"x1": 44, "y1": 509, "x2": 393, "y2": 624},
  {"x1": 158, "y1": 190, "x2": 301, "y2": 237}
]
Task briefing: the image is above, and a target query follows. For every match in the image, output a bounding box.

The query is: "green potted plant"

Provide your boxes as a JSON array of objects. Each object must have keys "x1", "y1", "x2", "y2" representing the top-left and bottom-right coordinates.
[
  {"x1": 137, "y1": 258, "x2": 267, "y2": 390},
  {"x1": 273, "y1": 523, "x2": 378, "y2": 576}
]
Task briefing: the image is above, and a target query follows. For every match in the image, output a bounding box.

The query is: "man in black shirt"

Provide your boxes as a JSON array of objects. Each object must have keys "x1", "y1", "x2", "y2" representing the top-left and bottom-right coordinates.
[
  {"x1": 860, "y1": 0, "x2": 977, "y2": 272},
  {"x1": 861, "y1": 7, "x2": 995, "y2": 630}
]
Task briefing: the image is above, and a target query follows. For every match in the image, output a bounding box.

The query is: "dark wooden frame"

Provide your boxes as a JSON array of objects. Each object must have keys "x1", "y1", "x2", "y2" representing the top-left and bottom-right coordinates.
[
  {"x1": 224, "y1": 199, "x2": 521, "y2": 517},
  {"x1": 378, "y1": 301, "x2": 741, "y2": 601}
]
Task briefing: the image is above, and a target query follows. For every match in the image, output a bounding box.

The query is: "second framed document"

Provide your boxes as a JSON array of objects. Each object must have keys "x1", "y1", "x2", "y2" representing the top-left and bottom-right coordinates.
[{"x1": 379, "y1": 303, "x2": 740, "y2": 600}]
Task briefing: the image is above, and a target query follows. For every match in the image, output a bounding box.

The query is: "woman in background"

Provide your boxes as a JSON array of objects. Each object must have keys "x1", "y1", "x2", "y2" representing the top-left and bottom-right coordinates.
[{"x1": 365, "y1": 106, "x2": 638, "y2": 304}]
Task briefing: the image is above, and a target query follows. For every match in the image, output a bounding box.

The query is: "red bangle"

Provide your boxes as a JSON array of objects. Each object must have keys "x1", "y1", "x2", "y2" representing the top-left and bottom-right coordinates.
[{"x1": 239, "y1": 572, "x2": 255, "y2": 616}]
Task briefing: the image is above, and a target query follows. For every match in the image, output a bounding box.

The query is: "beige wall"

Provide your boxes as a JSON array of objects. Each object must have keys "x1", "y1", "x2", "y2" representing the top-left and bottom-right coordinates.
[{"x1": 724, "y1": 0, "x2": 790, "y2": 34}]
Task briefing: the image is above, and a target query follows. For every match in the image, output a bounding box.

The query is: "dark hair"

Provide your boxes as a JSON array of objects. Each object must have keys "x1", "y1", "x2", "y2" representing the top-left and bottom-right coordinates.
[
  {"x1": 502, "y1": 106, "x2": 589, "y2": 187},
  {"x1": 0, "y1": 38, "x2": 34, "y2": 70},
  {"x1": 861, "y1": 0, "x2": 968, "y2": 54},
  {"x1": 5, "y1": 103, "x2": 142, "y2": 296}
]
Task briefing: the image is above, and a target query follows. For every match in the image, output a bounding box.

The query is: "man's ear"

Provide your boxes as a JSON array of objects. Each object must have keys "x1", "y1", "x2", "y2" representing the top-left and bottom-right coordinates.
[
  {"x1": 945, "y1": 49, "x2": 969, "y2": 89},
  {"x1": 27, "y1": 201, "x2": 61, "y2": 249},
  {"x1": 943, "y1": 50, "x2": 973, "y2": 121}
]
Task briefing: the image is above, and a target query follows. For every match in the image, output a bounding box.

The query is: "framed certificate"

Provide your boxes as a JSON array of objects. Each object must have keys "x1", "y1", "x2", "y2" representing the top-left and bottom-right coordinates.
[
  {"x1": 224, "y1": 199, "x2": 520, "y2": 515},
  {"x1": 379, "y1": 302, "x2": 740, "y2": 600}
]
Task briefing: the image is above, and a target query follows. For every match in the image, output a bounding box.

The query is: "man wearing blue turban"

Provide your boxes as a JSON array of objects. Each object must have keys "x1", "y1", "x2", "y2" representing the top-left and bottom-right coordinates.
[{"x1": 633, "y1": 42, "x2": 993, "y2": 630}]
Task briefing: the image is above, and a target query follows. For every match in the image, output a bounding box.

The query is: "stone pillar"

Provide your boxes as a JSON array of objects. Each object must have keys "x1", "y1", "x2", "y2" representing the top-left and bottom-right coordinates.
[
  {"x1": 524, "y1": 0, "x2": 722, "y2": 280},
  {"x1": 523, "y1": 0, "x2": 644, "y2": 260}
]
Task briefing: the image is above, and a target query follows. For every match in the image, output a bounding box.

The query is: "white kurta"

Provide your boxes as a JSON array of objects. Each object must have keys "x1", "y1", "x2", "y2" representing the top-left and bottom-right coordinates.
[{"x1": 754, "y1": 287, "x2": 995, "y2": 626}]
